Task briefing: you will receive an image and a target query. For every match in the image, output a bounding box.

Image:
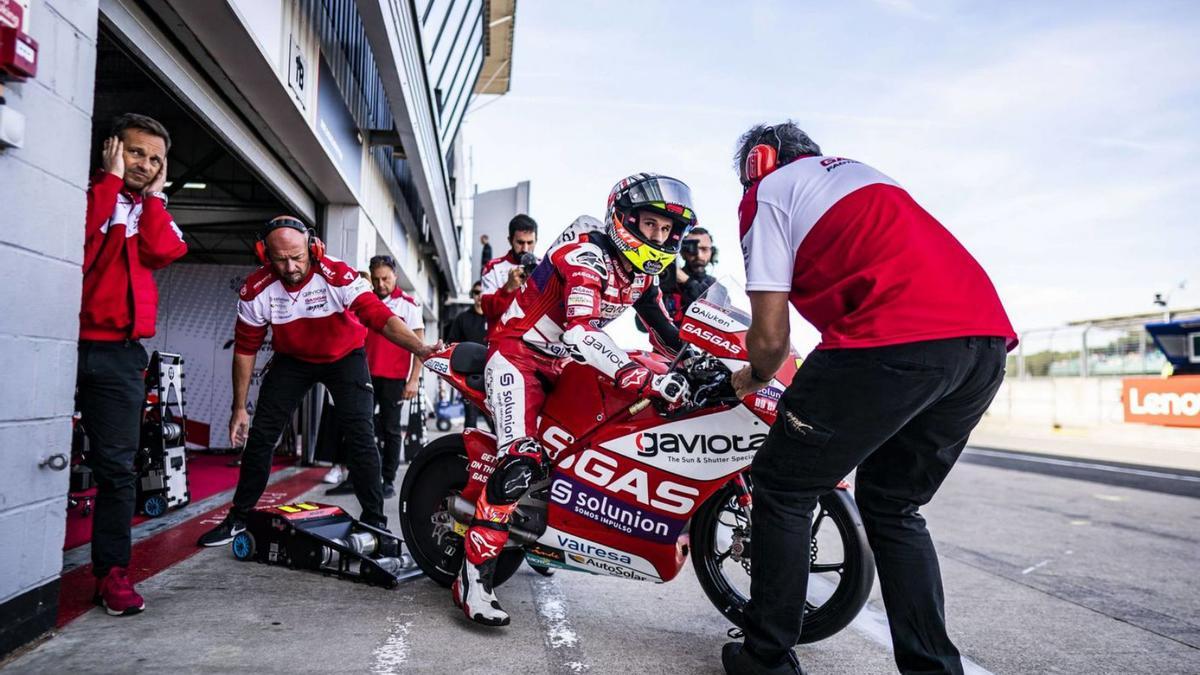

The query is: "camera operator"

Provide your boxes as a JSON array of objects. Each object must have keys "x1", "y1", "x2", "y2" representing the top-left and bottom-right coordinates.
[
  {"x1": 197, "y1": 217, "x2": 439, "y2": 547},
  {"x1": 77, "y1": 113, "x2": 186, "y2": 616},
  {"x1": 479, "y1": 215, "x2": 538, "y2": 332}
]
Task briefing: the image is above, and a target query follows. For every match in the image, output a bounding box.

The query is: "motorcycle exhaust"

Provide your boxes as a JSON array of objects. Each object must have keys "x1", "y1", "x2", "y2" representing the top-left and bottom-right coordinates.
[{"x1": 447, "y1": 495, "x2": 541, "y2": 545}]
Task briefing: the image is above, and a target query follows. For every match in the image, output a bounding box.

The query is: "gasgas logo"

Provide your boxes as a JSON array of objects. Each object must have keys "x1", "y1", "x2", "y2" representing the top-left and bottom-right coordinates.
[
  {"x1": 559, "y1": 449, "x2": 699, "y2": 515},
  {"x1": 635, "y1": 432, "x2": 765, "y2": 457},
  {"x1": 682, "y1": 323, "x2": 743, "y2": 355}
]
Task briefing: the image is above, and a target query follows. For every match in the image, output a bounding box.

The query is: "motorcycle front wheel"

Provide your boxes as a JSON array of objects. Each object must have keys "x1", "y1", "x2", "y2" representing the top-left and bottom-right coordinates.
[{"x1": 690, "y1": 480, "x2": 875, "y2": 644}]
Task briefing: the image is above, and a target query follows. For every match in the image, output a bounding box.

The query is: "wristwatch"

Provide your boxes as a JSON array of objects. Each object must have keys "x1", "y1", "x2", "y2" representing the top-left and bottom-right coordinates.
[{"x1": 147, "y1": 191, "x2": 169, "y2": 206}]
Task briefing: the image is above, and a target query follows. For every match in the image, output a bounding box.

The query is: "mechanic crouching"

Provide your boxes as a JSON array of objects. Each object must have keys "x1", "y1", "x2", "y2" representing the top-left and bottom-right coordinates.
[{"x1": 197, "y1": 217, "x2": 439, "y2": 547}]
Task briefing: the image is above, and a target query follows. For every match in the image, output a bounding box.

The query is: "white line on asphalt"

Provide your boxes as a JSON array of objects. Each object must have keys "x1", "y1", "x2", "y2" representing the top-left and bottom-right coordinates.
[
  {"x1": 810, "y1": 577, "x2": 996, "y2": 675},
  {"x1": 966, "y1": 448, "x2": 1200, "y2": 483},
  {"x1": 1021, "y1": 559, "x2": 1052, "y2": 575},
  {"x1": 371, "y1": 615, "x2": 412, "y2": 674},
  {"x1": 61, "y1": 465, "x2": 306, "y2": 573},
  {"x1": 531, "y1": 573, "x2": 590, "y2": 673}
]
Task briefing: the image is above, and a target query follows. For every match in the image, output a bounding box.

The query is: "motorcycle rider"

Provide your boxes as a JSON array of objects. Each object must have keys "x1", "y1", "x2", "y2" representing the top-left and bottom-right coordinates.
[{"x1": 454, "y1": 173, "x2": 695, "y2": 626}]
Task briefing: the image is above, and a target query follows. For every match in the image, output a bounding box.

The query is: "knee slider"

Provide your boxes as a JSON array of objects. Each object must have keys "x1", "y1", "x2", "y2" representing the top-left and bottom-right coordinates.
[{"x1": 486, "y1": 455, "x2": 542, "y2": 505}]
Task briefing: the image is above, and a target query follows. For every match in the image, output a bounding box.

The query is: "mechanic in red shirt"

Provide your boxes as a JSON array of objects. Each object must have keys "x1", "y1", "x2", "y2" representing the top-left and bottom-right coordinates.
[
  {"x1": 479, "y1": 214, "x2": 538, "y2": 333},
  {"x1": 722, "y1": 122, "x2": 1017, "y2": 675},
  {"x1": 196, "y1": 218, "x2": 438, "y2": 547},
  {"x1": 364, "y1": 254, "x2": 424, "y2": 497},
  {"x1": 77, "y1": 114, "x2": 187, "y2": 616},
  {"x1": 454, "y1": 174, "x2": 690, "y2": 626}
]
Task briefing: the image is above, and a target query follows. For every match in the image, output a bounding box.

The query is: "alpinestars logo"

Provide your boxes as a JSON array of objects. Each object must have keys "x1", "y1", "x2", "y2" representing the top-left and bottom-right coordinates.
[
  {"x1": 469, "y1": 531, "x2": 500, "y2": 558},
  {"x1": 682, "y1": 323, "x2": 742, "y2": 355},
  {"x1": 619, "y1": 367, "x2": 648, "y2": 389},
  {"x1": 635, "y1": 432, "x2": 766, "y2": 457}
]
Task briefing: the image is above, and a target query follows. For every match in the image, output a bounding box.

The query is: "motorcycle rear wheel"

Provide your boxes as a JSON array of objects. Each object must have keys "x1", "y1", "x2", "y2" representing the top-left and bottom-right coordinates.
[
  {"x1": 399, "y1": 434, "x2": 524, "y2": 588},
  {"x1": 690, "y1": 481, "x2": 875, "y2": 644}
]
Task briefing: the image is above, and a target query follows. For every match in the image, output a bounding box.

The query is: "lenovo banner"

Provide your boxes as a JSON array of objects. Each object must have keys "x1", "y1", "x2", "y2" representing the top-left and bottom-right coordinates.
[{"x1": 1122, "y1": 376, "x2": 1200, "y2": 428}]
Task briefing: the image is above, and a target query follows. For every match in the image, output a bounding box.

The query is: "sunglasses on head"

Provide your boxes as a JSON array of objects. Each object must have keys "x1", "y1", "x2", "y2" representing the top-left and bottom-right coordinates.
[{"x1": 370, "y1": 255, "x2": 396, "y2": 270}]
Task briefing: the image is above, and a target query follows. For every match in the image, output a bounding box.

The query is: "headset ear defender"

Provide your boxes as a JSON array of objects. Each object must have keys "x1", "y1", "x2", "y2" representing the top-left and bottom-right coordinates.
[
  {"x1": 256, "y1": 216, "x2": 324, "y2": 266},
  {"x1": 743, "y1": 125, "x2": 784, "y2": 185}
]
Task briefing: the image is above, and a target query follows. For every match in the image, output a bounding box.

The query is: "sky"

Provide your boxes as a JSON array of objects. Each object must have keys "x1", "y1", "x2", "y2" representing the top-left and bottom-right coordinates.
[{"x1": 462, "y1": 0, "x2": 1200, "y2": 348}]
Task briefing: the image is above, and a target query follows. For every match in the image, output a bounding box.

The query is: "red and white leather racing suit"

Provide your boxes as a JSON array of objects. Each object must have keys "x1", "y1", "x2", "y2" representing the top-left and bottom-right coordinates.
[{"x1": 463, "y1": 218, "x2": 682, "y2": 568}]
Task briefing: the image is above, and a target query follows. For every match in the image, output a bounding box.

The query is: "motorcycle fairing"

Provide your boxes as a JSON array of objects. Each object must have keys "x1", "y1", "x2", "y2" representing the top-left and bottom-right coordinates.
[
  {"x1": 459, "y1": 427, "x2": 500, "y2": 504},
  {"x1": 680, "y1": 298, "x2": 802, "y2": 426},
  {"x1": 531, "y1": 525, "x2": 664, "y2": 582}
]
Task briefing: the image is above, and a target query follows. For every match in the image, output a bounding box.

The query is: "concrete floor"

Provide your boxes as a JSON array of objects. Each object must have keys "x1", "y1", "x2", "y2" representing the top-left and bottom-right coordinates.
[{"x1": 4, "y1": 449, "x2": 1199, "y2": 674}]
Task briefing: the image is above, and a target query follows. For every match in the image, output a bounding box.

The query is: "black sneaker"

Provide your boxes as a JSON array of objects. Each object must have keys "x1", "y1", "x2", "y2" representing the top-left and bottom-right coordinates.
[
  {"x1": 197, "y1": 516, "x2": 246, "y2": 548},
  {"x1": 722, "y1": 642, "x2": 806, "y2": 675},
  {"x1": 382, "y1": 483, "x2": 396, "y2": 499},
  {"x1": 325, "y1": 479, "x2": 355, "y2": 495}
]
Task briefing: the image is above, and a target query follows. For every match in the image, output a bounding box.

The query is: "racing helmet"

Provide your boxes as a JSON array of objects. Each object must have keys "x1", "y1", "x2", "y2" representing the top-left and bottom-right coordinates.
[{"x1": 605, "y1": 173, "x2": 698, "y2": 275}]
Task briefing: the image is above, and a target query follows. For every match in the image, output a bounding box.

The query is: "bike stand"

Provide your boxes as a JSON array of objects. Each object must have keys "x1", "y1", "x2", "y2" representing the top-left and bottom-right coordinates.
[{"x1": 231, "y1": 502, "x2": 424, "y2": 587}]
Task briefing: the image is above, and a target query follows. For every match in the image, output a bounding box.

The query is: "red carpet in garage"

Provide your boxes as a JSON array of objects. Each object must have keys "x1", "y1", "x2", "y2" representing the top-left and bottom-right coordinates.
[{"x1": 63, "y1": 452, "x2": 297, "y2": 551}]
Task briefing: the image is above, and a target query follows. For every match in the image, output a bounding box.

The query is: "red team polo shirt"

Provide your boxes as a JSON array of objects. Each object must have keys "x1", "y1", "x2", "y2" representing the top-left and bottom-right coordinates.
[
  {"x1": 234, "y1": 257, "x2": 395, "y2": 363},
  {"x1": 739, "y1": 156, "x2": 1016, "y2": 350},
  {"x1": 364, "y1": 288, "x2": 423, "y2": 380}
]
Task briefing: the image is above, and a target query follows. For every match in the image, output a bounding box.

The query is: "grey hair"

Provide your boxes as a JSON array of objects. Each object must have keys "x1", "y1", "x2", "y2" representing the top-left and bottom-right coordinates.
[{"x1": 733, "y1": 121, "x2": 822, "y2": 178}]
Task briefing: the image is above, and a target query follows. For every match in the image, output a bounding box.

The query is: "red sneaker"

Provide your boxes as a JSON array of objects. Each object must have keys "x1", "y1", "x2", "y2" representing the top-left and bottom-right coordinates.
[{"x1": 94, "y1": 567, "x2": 145, "y2": 616}]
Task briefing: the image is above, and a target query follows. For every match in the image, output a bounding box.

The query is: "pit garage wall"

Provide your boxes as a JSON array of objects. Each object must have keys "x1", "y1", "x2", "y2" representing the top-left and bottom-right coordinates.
[
  {"x1": 143, "y1": 265, "x2": 272, "y2": 449},
  {"x1": 221, "y1": 0, "x2": 445, "y2": 320},
  {"x1": 0, "y1": 0, "x2": 99, "y2": 656}
]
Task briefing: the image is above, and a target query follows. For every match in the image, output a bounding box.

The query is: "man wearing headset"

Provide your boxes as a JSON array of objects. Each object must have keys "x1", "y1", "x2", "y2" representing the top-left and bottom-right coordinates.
[
  {"x1": 196, "y1": 217, "x2": 439, "y2": 547},
  {"x1": 722, "y1": 122, "x2": 1016, "y2": 675},
  {"x1": 453, "y1": 174, "x2": 691, "y2": 627}
]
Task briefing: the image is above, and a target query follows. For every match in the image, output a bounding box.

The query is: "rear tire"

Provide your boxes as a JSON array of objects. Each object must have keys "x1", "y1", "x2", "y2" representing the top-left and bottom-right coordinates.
[
  {"x1": 690, "y1": 482, "x2": 875, "y2": 644},
  {"x1": 399, "y1": 434, "x2": 524, "y2": 588}
]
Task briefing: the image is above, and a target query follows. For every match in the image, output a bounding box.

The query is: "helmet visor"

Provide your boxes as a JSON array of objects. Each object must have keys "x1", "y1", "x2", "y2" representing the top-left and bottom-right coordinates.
[
  {"x1": 624, "y1": 177, "x2": 697, "y2": 223},
  {"x1": 622, "y1": 176, "x2": 697, "y2": 253}
]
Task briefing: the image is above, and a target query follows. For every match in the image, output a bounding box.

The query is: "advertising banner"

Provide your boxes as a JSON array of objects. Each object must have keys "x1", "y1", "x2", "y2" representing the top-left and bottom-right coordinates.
[{"x1": 1122, "y1": 375, "x2": 1200, "y2": 428}]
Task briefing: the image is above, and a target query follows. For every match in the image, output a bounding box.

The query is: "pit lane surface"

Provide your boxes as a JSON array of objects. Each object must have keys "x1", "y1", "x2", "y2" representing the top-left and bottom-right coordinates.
[{"x1": 4, "y1": 447, "x2": 1198, "y2": 674}]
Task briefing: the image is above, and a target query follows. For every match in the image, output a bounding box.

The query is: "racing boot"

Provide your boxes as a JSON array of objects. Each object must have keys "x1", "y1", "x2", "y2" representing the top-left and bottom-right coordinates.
[
  {"x1": 452, "y1": 494, "x2": 517, "y2": 626},
  {"x1": 453, "y1": 555, "x2": 509, "y2": 626}
]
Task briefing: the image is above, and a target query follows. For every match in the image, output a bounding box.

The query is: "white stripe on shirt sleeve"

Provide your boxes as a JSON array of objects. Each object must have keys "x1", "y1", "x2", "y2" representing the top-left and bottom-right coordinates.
[{"x1": 743, "y1": 200, "x2": 796, "y2": 292}]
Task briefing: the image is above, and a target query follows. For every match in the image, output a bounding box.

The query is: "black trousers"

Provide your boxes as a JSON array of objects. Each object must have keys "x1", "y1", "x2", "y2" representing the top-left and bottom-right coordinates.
[
  {"x1": 76, "y1": 340, "x2": 148, "y2": 578},
  {"x1": 744, "y1": 337, "x2": 1006, "y2": 674},
  {"x1": 231, "y1": 349, "x2": 386, "y2": 526},
  {"x1": 372, "y1": 375, "x2": 405, "y2": 484}
]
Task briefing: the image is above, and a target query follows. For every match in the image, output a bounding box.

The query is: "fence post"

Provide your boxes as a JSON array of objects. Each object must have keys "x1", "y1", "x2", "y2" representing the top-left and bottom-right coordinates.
[
  {"x1": 1080, "y1": 325, "x2": 1091, "y2": 378},
  {"x1": 1017, "y1": 337, "x2": 1026, "y2": 379},
  {"x1": 1140, "y1": 329, "x2": 1148, "y2": 374}
]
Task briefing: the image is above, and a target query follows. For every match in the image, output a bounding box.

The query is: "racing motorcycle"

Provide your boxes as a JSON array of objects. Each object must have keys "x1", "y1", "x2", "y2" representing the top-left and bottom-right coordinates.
[{"x1": 400, "y1": 282, "x2": 875, "y2": 643}]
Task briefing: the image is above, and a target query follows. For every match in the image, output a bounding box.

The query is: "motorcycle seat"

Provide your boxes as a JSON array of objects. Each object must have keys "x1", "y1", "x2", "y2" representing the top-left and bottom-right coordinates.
[{"x1": 450, "y1": 342, "x2": 487, "y2": 392}]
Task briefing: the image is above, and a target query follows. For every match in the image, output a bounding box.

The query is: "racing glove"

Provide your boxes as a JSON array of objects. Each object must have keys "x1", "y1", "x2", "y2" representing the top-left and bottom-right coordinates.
[{"x1": 615, "y1": 363, "x2": 690, "y2": 407}]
